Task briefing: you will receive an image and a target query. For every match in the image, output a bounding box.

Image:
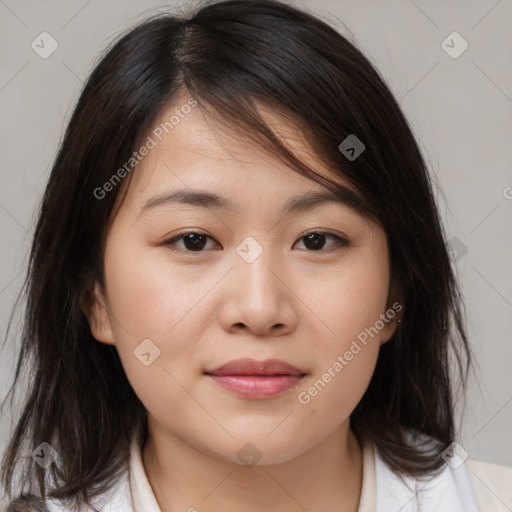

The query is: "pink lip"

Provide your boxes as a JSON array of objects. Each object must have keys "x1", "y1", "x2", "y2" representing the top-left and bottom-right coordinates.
[{"x1": 205, "y1": 358, "x2": 306, "y2": 399}]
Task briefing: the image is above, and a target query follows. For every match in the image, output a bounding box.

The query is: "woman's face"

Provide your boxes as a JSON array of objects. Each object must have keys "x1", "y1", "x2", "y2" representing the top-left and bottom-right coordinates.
[{"x1": 86, "y1": 92, "x2": 400, "y2": 465}]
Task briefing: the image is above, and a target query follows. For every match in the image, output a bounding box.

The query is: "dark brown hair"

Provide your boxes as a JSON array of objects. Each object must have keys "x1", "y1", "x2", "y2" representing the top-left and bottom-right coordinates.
[{"x1": 1, "y1": 0, "x2": 471, "y2": 509}]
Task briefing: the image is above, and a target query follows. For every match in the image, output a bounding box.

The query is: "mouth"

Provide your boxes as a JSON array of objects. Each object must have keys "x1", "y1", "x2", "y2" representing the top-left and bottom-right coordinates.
[{"x1": 204, "y1": 358, "x2": 307, "y2": 399}]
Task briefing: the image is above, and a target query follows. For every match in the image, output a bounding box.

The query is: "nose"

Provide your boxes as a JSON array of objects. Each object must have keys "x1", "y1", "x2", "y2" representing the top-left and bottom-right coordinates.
[{"x1": 216, "y1": 244, "x2": 298, "y2": 337}]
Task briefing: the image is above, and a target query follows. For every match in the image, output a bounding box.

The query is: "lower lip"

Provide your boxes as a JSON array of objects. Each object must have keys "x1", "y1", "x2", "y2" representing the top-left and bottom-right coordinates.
[{"x1": 207, "y1": 375, "x2": 304, "y2": 399}]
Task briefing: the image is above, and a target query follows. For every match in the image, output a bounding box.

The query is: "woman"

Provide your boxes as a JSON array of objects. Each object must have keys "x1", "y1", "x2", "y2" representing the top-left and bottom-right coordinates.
[{"x1": 1, "y1": 0, "x2": 511, "y2": 510}]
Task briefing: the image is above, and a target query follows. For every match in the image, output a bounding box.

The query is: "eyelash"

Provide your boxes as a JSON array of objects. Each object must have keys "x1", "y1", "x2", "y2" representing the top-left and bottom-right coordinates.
[{"x1": 163, "y1": 230, "x2": 350, "y2": 254}]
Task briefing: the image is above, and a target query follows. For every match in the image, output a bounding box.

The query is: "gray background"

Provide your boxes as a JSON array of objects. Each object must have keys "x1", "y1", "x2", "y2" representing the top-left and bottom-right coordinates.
[{"x1": 1, "y1": 0, "x2": 511, "y2": 474}]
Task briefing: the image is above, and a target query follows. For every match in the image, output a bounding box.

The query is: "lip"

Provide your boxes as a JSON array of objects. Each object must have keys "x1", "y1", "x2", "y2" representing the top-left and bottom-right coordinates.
[
  {"x1": 205, "y1": 358, "x2": 306, "y2": 399},
  {"x1": 206, "y1": 358, "x2": 304, "y2": 376}
]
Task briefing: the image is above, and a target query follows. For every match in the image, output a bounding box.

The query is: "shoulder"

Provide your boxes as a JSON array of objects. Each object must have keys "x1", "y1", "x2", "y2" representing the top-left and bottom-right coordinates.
[
  {"x1": 466, "y1": 458, "x2": 512, "y2": 511},
  {"x1": 45, "y1": 467, "x2": 133, "y2": 512},
  {"x1": 371, "y1": 431, "x2": 512, "y2": 512}
]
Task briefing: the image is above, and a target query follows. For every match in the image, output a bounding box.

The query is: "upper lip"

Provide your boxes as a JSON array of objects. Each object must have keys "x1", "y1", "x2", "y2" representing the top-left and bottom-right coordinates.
[{"x1": 205, "y1": 358, "x2": 305, "y2": 376}]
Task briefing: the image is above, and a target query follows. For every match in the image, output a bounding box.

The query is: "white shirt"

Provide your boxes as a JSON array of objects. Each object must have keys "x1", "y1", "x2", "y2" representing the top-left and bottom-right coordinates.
[{"x1": 46, "y1": 432, "x2": 512, "y2": 511}]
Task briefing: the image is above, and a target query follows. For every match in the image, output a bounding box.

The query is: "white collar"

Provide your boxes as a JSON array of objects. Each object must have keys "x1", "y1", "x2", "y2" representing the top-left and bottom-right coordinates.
[{"x1": 129, "y1": 430, "x2": 164, "y2": 512}]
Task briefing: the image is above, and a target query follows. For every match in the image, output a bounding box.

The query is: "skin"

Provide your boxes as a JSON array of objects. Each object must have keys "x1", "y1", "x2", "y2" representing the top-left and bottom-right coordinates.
[{"x1": 84, "y1": 90, "x2": 401, "y2": 512}]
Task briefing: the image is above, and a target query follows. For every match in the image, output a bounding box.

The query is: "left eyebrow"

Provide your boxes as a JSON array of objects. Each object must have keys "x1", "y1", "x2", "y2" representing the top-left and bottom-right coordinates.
[{"x1": 138, "y1": 186, "x2": 370, "y2": 219}]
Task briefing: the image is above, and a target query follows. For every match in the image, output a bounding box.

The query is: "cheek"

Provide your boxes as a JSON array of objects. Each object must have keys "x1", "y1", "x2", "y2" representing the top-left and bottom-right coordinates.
[
  {"x1": 103, "y1": 232, "x2": 213, "y2": 340},
  {"x1": 102, "y1": 237, "x2": 209, "y2": 401},
  {"x1": 304, "y1": 247, "x2": 390, "y2": 348},
  {"x1": 294, "y1": 238, "x2": 389, "y2": 414},
  {"x1": 290, "y1": 330, "x2": 380, "y2": 458}
]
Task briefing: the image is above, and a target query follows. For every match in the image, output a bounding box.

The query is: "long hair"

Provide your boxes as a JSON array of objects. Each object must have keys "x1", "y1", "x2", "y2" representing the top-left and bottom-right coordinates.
[{"x1": 1, "y1": 0, "x2": 471, "y2": 508}]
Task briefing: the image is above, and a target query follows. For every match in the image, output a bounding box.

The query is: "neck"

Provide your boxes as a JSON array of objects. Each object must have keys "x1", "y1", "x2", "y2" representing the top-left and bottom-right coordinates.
[{"x1": 142, "y1": 419, "x2": 363, "y2": 512}]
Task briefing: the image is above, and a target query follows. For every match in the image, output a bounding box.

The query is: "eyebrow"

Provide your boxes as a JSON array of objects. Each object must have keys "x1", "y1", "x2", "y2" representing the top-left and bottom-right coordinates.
[{"x1": 139, "y1": 186, "x2": 369, "y2": 219}]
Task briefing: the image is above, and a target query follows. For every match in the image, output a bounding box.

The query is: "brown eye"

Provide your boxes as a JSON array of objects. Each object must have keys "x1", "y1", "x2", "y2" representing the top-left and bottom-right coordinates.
[
  {"x1": 295, "y1": 231, "x2": 349, "y2": 252},
  {"x1": 164, "y1": 232, "x2": 217, "y2": 252}
]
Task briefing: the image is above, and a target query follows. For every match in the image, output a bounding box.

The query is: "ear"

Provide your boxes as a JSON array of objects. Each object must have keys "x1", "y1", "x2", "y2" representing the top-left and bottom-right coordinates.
[
  {"x1": 80, "y1": 280, "x2": 116, "y2": 346},
  {"x1": 379, "y1": 277, "x2": 404, "y2": 346},
  {"x1": 379, "y1": 306, "x2": 403, "y2": 345}
]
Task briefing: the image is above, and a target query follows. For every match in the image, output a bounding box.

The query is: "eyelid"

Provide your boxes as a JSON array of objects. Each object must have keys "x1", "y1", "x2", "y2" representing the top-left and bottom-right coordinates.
[{"x1": 162, "y1": 229, "x2": 351, "y2": 253}]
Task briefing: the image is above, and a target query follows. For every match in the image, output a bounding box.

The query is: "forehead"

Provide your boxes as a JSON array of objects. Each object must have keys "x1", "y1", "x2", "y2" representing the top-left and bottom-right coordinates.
[{"x1": 115, "y1": 94, "x2": 370, "y2": 222}]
